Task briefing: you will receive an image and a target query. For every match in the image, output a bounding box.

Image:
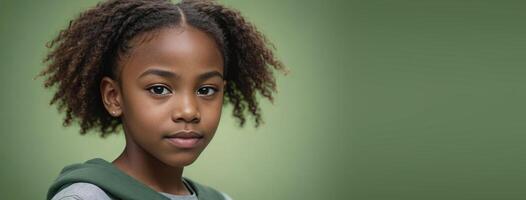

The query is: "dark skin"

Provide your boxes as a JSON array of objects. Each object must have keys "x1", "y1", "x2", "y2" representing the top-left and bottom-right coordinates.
[{"x1": 100, "y1": 25, "x2": 225, "y2": 195}]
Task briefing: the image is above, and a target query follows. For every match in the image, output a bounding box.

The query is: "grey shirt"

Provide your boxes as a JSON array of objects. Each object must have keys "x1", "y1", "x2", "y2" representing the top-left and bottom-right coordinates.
[{"x1": 51, "y1": 180, "x2": 233, "y2": 200}]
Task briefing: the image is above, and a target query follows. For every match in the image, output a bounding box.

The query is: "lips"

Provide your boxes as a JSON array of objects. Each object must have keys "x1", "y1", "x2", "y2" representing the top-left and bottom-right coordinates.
[
  {"x1": 164, "y1": 131, "x2": 204, "y2": 149},
  {"x1": 165, "y1": 131, "x2": 203, "y2": 139}
]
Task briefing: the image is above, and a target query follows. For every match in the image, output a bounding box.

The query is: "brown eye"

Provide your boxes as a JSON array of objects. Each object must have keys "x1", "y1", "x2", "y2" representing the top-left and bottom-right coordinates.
[
  {"x1": 196, "y1": 86, "x2": 217, "y2": 96},
  {"x1": 148, "y1": 85, "x2": 171, "y2": 96}
]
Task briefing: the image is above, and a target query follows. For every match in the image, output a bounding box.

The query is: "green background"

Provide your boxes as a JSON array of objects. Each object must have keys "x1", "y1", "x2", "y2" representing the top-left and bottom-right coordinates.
[{"x1": 1, "y1": 0, "x2": 525, "y2": 199}]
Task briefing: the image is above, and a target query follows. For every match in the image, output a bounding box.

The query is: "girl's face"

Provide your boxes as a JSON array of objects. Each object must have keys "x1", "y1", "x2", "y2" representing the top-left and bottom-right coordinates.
[{"x1": 104, "y1": 26, "x2": 225, "y2": 167}]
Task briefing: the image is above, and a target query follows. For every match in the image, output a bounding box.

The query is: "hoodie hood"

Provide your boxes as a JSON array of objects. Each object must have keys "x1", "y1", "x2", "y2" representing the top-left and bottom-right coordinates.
[{"x1": 47, "y1": 158, "x2": 224, "y2": 200}]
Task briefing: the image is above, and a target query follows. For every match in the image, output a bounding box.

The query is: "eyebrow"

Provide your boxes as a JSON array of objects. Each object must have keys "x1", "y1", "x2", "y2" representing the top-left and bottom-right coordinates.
[
  {"x1": 139, "y1": 68, "x2": 177, "y2": 79},
  {"x1": 138, "y1": 68, "x2": 224, "y2": 81},
  {"x1": 198, "y1": 71, "x2": 224, "y2": 81}
]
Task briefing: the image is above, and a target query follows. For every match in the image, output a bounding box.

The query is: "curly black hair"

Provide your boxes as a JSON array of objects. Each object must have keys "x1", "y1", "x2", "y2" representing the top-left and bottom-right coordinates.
[{"x1": 37, "y1": 0, "x2": 287, "y2": 137}]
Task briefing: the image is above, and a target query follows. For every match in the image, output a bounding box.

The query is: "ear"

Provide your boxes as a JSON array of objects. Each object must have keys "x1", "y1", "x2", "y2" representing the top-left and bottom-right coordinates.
[{"x1": 100, "y1": 76, "x2": 123, "y2": 117}]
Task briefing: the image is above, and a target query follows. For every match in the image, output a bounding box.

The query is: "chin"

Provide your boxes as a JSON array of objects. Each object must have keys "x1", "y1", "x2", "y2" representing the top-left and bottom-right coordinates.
[{"x1": 161, "y1": 151, "x2": 202, "y2": 167}]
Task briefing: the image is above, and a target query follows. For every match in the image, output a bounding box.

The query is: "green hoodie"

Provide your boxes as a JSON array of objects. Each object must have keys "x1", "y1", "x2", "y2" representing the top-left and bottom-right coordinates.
[{"x1": 47, "y1": 158, "x2": 225, "y2": 200}]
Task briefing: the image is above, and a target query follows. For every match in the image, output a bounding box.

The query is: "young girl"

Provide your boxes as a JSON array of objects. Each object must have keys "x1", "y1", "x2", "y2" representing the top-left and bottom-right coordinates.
[{"x1": 39, "y1": 0, "x2": 286, "y2": 199}]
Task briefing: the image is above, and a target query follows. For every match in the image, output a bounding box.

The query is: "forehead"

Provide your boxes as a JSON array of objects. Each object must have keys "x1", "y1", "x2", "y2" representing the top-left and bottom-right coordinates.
[{"x1": 119, "y1": 26, "x2": 224, "y2": 78}]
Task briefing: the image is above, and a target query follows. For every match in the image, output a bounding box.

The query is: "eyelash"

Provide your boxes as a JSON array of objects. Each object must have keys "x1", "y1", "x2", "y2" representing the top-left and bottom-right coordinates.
[
  {"x1": 147, "y1": 85, "x2": 219, "y2": 97},
  {"x1": 196, "y1": 86, "x2": 218, "y2": 96},
  {"x1": 147, "y1": 85, "x2": 172, "y2": 96}
]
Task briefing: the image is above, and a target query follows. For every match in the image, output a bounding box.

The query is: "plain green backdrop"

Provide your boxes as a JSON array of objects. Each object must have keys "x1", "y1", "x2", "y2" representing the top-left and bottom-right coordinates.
[{"x1": 0, "y1": 0, "x2": 525, "y2": 199}]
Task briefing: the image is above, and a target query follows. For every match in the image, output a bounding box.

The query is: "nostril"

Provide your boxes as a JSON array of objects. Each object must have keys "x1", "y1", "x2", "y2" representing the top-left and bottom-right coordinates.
[
  {"x1": 189, "y1": 113, "x2": 200, "y2": 123},
  {"x1": 172, "y1": 112, "x2": 200, "y2": 123},
  {"x1": 171, "y1": 95, "x2": 200, "y2": 123}
]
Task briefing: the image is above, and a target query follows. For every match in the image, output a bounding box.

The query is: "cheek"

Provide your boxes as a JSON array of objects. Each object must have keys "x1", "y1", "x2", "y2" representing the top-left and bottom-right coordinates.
[
  {"x1": 123, "y1": 91, "x2": 170, "y2": 130},
  {"x1": 123, "y1": 87, "x2": 224, "y2": 132},
  {"x1": 200, "y1": 98, "x2": 224, "y2": 126}
]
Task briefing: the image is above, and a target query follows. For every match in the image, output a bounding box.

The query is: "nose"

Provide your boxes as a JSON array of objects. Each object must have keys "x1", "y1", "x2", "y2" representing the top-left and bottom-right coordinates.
[{"x1": 171, "y1": 92, "x2": 200, "y2": 124}]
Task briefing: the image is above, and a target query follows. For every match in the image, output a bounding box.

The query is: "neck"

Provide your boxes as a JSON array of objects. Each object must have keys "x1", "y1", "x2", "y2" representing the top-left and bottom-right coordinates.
[{"x1": 112, "y1": 138, "x2": 190, "y2": 195}]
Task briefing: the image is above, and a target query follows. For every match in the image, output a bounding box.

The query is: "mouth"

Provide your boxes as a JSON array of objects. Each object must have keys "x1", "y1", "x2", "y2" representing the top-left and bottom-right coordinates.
[{"x1": 164, "y1": 131, "x2": 204, "y2": 149}]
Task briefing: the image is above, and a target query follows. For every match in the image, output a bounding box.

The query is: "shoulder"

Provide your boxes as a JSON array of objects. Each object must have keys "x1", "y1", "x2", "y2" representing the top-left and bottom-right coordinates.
[
  {"x1": 220, "y1": 191, "x2": 234, "y2": 200},
  {"x1": 183, "y1": 177, "x2": 233, "y2": 200},
  {"x1": 51, "y1": 182, "x2": 112, "y2": 200}
]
